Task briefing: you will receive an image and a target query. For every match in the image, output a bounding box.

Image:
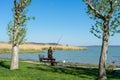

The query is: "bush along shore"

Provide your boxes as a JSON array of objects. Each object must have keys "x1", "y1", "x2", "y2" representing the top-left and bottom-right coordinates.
[{"x1": 0, "y1": 42, "x2": 87, "y2": 54}]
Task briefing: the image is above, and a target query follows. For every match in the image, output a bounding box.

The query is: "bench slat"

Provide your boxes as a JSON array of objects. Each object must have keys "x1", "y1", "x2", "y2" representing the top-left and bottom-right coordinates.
[{"x1": 41, "y1": 58, "x2": 55, "y2": 61}]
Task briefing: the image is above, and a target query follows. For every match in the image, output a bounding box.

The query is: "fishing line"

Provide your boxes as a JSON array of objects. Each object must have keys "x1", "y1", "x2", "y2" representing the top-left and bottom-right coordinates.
[{"x1": 54, "y1": 35, "x2": 63, "y2": 50}]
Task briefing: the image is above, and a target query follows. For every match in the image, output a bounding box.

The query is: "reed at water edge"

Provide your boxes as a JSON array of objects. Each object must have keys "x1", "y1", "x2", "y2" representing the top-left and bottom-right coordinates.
[{"x1": 0, "y1": 42, "x2": 87, "y2": 53}]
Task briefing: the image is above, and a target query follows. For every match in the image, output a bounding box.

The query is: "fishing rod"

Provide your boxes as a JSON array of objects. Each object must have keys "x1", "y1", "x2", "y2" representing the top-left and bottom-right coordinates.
[{"x1": 54, "y1": 35, "x2": 63, "y2": 50}]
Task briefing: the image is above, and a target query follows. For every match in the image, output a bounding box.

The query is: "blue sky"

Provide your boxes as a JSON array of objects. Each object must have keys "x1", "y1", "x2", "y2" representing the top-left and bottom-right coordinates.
[{"x1": 0, "y1": 0, "x2": 120, "y2": 46}]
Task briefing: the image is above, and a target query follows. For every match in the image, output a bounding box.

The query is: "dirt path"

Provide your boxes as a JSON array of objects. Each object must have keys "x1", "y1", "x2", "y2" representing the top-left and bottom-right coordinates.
[{"x1": 22, "y1": 60, "x2": 98, "y2": 69}]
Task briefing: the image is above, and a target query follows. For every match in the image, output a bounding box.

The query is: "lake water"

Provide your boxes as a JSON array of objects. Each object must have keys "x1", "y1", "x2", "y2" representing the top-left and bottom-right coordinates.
[{"x1": 0, "y1": 46, "x2": 120, "y2": 65}]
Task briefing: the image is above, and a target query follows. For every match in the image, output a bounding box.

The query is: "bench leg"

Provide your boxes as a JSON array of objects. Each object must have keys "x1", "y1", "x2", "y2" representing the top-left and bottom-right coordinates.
[{"x1": 51, "y1": 62, "x2": 57, "y2": 66}]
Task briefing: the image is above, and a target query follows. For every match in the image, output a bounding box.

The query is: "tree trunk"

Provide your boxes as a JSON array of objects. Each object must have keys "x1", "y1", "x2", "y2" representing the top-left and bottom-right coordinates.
[
  {"x1": 98, "y1": 31, "x2": 109, "y2": 80},
  {"x1": 10, "y1": 0, "x2": 19, "y2": 70},
  {"x1": 10, "y1": 44, "x2": 19, "y2": 70}
]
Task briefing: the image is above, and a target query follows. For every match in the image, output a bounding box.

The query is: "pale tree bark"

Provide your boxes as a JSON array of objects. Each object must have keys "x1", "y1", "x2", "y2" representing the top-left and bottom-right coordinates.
[
  {"x1": 10, "y1": 44, "x2": 19, "y2": 70},
  {"x1": 98, "y1": 18, "x2": 109, "y2": 79},
  {"x1": 10, "y1": 27, "x2": 19, "y2": 70},
  {"x1": 99, "y1": 31, "x2": 109, "y2": 80}
]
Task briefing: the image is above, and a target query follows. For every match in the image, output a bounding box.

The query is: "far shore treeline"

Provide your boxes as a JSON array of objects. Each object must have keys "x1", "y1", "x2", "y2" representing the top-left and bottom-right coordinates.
[{"x1": 0, "y1": 42, "x2": 87, "y2": 53}]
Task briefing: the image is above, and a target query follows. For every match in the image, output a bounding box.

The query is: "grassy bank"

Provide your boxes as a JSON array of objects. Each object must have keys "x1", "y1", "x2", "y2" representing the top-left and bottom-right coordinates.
[
  {"x1": 0, "y1": 42, "x2": 87, "y2": 53},
  {"x1": 0, "y1": 59, "x2": 120, "y2": 80}
]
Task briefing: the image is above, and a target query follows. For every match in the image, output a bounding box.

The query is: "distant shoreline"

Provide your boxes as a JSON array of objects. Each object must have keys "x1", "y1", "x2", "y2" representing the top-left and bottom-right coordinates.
[
  {"x1": 85, "y1": 45, "x2": 120, "y2": 47},
  {"x1": 0, "y1": 42, "x2": 87, "y2": 53}
]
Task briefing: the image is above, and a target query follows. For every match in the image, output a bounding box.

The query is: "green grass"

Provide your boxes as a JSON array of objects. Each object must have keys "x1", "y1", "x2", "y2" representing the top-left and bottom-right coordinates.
[{"x1": 0, "y1": 59, "x2": 120, "y2": 80}]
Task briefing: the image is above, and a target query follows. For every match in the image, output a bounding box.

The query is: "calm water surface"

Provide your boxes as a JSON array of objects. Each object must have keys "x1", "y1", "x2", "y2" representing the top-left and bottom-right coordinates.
[{"x1": 0, "y1": 46, "x2": 120, "y2": 65}]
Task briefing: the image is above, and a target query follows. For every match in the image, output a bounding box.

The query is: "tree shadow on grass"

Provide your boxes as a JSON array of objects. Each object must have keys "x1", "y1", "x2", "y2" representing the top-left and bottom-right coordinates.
[
  {"x1": 28, "y1": 65, "x2": 98, "y2": 79},
  {"x1": 0, "y1": 61, "x2": 10, "y2": 69},
  {"x1": 107, "y1": 70, "x2": 120, "y2": 79},
  {"x1": 28, "y1": 64, "x2": 120, "y2": 79}
]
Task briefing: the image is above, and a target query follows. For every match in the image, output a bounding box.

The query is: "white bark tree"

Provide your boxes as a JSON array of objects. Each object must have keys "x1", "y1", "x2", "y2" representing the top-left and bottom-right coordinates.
[
  {"x1": 7, "y1": 0, "x2": 33, "y2": 70},
  {"x1": 83, "y1": 0, "x2": 120, "y2": 79}
]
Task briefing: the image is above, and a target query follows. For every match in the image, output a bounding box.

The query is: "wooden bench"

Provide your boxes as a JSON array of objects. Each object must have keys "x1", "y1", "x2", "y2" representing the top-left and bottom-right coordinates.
[{"x1": 39, "y1": 57, "x2": 57, "y2": 66}]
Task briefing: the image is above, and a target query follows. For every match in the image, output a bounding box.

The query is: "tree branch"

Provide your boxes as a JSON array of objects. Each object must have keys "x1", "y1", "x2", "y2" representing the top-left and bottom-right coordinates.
[
  {"x1": 86, "y1": 0, "x2": 106, "y2": 20},
  {"x1": 107, "y1": 0, "x2": 118, "y2": 19}
]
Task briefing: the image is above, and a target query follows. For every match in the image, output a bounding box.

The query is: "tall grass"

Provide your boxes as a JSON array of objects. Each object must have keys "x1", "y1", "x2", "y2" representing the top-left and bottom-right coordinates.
[{"x1": 0, "y1": 42, "x2": 87, "y2": 53}]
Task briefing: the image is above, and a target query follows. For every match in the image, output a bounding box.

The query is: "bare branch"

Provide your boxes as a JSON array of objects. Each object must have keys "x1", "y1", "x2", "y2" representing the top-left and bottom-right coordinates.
[{"x1": 86, "y1": 0, "x2": 106, "y2": 20}]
